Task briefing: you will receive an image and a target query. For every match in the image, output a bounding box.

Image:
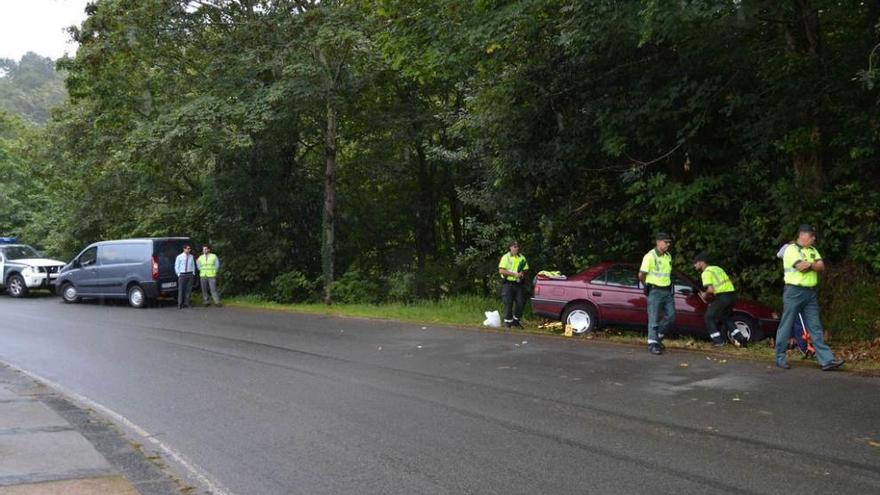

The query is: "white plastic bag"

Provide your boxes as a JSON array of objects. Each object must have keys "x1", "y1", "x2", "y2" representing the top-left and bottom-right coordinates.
[{"x1": 483, "y1": 310, "x2": 501, "y2": 328}]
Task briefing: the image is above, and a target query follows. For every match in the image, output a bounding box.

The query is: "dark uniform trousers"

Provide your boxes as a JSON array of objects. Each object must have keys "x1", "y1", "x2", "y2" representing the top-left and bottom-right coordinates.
[
  {"x1": 501, "y1": 281, "x2": 526, "y2": 322},
  {"x1": 705, "y1": 292, "x2": 737, "y2": 344}
]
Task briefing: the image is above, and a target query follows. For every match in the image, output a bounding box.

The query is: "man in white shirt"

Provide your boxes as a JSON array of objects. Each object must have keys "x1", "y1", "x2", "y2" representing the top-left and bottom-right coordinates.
[{"x1": 174, "y1": 244, "x2": 195, "y2": 309}]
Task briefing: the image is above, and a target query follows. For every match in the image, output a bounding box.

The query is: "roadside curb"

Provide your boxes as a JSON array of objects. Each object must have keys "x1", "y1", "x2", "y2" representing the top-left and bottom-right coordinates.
[{"x1": 0, "y1": 363, "x2": 187, "y2": 495}]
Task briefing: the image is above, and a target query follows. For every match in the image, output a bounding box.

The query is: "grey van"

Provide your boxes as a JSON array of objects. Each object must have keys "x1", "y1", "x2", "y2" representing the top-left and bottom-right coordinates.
[{"x1": 55, "y1": 238, "x2": 192, "y2": 308}]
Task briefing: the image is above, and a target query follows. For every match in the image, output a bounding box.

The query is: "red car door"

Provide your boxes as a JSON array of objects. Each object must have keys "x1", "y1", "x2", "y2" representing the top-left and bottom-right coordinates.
[
  {"x1": 672, "y1": 272, "x2": 708, "y2": 331},
  {"x1": 592, "y1": 265, "x2": 647, "y2": 326}
]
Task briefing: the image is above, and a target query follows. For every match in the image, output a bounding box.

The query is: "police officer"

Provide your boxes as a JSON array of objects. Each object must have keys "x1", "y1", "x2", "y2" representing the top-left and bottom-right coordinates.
[
  {"x1": 774, "y1": 224, "x2": 844, "y2": 370},
  {"x1": 197, "y1": 244, "x2": 221, "y2": 307},
  {"x1": 638, "y1": 232, "x2": 675, "y2": 355},
  {"x1": 498, "y1": 241, "x2": 529, "y2": 328},
  {"x1": 693, "y1": 252, "x2": 738, "y2": 347}
]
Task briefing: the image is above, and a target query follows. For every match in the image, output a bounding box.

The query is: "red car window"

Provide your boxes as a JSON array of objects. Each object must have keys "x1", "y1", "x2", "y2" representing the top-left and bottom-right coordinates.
[{"x1": 603, "y1": 266, "x2": 640, "y2": 288}]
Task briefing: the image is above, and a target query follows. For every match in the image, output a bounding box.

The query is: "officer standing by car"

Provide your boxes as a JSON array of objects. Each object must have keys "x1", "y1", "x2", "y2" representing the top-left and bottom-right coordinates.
[
  {"x1": 774, "y1": 224, "x2": 844, "y2": 371},
  {"x1": 174, "y1": 244, "x2": 196, "y2": 309},
  {"x1": 197, "y1": 244, "x2": 221, "y2": 307},
  {"x1": 498, "y1": 241, "x2": 529, "y2": 328},
  {"x1": 638, "y1": 232, "x2": 675, "y2": 355},
  {"x1": 692, "y1": 252, "x2": 738, "y2": 347}
]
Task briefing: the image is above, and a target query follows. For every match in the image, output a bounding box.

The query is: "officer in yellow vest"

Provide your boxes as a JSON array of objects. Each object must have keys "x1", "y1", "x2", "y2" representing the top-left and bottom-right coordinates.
[
  {"x1": 197, "y1": 244, "x2": 221, "y2": 307},
  {"x1": 498, "y1": 241, "x2": 529, "y2": 328},
  {"x1": 693, "y1": 252, "x2": 737, "y2": 347},
  {"x1": 638, "y1": 232, "x2": 675, "y2": 355},
  {"x1": 774, "y1": 224, "x2": 843, "y2": 370}
]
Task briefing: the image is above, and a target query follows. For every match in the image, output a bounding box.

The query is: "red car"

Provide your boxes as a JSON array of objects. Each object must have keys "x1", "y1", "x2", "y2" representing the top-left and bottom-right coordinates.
[{"x1": 531, "y1": 262, "x2": 779, "y2": 342}]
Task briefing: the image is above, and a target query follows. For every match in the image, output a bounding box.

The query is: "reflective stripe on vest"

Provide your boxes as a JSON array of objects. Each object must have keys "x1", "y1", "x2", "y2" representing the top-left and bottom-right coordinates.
[
  {"x1": 783, "y1": 244, "x2": 820, "y2": 287},
  {"x1": 645, "y1": 250, "x2": 672, "y2": 287},
  {"x1": 705, "y1": 266, "x2": 734, "y2": 293},
  {"x1": 499, "y1": 253, "x2": 526, "y2": 282},
  {"x1": 198, "y1": 254, "x2": 218, "y2": 277}
]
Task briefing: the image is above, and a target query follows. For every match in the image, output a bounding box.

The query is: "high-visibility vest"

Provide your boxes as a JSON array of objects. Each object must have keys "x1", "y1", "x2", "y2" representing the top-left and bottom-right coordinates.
[
  {"x1": 782, "y1": 244, "x2": 821, "y2": 287},
  {"x1": 640, "y1": 249, "x2": 672, "y2": 287},
  {"x1": 197, "y1": 253, "x2": 218, "y2": 278},
  {"x1": 498, "y1": 253, "x2": 528, "y2": 282},
  {"x1": 702, "y1": 265, "x2": 735, "y2": 293}
]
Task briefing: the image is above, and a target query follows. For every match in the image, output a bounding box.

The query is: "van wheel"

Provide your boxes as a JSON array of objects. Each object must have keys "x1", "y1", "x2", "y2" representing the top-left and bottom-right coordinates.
[
  {"x1": 562, "y1": 303, "x2": 598, "y2": 334},
  {"x1": 128, "y1": 284, "x2": 147, "y2": 308},
  {"x1": 7, "y1": 274, "x2": 28, "y2": 298},
  {"x1": 61, "y1": 283, "x2": 81, "y2": 303}
]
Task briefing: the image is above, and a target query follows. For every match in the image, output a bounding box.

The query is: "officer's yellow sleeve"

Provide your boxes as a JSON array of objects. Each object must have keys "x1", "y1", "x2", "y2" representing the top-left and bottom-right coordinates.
[
  {"x1": 639, "y1": 253, "x2": 652, "y2": 273},
  {"x1": 522, "y1": 258, "x2": 530, "y2": 271},
  {"x1": 812, "y1": 248, "x2": 822, "y2": 261},
  {"x1": 498, "y1": 254, "x2": 508, "y2": 269},
  {"x1": 782, "y1": 244, "x2": 802, "y2": 269}
]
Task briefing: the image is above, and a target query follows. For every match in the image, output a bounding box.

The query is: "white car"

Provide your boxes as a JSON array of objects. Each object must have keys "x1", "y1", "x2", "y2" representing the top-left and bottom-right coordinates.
[{"x1": 0, "y1": 244, "x2": 66, "y2": 298}]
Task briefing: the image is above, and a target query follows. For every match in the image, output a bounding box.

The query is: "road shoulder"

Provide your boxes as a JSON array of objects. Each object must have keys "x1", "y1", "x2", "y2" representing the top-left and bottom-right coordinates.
[{"x1": 0, "y1": 363, "x2": 187, "y2": 495}]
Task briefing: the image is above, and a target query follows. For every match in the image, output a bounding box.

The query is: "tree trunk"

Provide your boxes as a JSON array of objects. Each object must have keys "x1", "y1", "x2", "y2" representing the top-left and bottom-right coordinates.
[
  {"x1": 414, "y1": 144, "x2": 436, "y2": 268},
  {"x1": 447, "y1": 166, "x2": 464, "y2": 252},
  {"x1": 322, "y1": 97, "x2": 337, "y2": 304}
]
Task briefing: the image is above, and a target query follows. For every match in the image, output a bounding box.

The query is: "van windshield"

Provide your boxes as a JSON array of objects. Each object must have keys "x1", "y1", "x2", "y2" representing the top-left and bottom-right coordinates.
[{"x1": 1, "y1": 245, "x2": 40, "y2": 260}]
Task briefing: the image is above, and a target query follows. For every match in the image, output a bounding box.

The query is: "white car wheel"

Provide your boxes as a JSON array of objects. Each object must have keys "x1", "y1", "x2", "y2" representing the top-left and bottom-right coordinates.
[{"x1": 563, "y1": 303, "x2": 597, "y2": 334}]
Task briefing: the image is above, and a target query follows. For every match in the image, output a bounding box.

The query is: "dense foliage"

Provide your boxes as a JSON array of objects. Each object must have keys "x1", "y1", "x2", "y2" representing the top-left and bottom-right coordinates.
[
  {"x1": 2, "y1": 0, "x2": 879, "y2": 340},
  {"x1": 0, "y1": 53, "x2": 67, "y2": 124}
]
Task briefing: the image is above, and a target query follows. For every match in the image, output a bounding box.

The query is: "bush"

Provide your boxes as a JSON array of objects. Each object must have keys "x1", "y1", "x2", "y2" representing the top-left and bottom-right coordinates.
[
  {"x1": 330, "y1": 268, "x2": 382, "y2": 304},
  {"x1": 385, "y1": 271, "x2": 417, "y2": 303},
  {"x1": 821, "y1": 262, "x2": 880, "y2": 343},
  {"x1": 270, "y1": 270, "x2": 318, "y2": 303}
]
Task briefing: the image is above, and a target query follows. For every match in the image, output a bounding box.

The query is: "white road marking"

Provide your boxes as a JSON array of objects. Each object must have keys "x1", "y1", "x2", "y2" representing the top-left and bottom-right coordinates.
[{"x1": 7, "y1": 362, "x2": 235, "y2": 495}]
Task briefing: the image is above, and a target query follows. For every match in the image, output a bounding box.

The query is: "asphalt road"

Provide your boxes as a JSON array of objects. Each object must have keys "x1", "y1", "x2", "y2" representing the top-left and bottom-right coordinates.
[{"x1": 0, "y1": 295, "x2": 878, "y2": 495}]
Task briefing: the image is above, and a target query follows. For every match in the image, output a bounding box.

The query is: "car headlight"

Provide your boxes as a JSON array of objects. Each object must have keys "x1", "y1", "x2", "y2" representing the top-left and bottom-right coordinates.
[
  {"x1": 771, "y1": 312, "x2": 779, "y2": 320},
  {"x1": 23, "y1": 266, "x2": 37, "y2": 274}
]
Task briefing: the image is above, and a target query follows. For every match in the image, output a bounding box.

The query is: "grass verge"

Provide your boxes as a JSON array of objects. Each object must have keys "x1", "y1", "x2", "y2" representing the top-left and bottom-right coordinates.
[
  {"x1": 226, "y1": 295, "x2": 880, "y2": 374},
  {"x1": 227, "y1": 294, "x2": 506, "y2": 327}
]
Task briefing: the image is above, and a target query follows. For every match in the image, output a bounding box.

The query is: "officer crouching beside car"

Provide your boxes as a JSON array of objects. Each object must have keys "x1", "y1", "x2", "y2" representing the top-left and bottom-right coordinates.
[
  {"x1": 638, "y1": 232, "x2": 675, "y2": 355},
  {"x1": 692, "y1": 251, "x2": 739, "y2": 347}
]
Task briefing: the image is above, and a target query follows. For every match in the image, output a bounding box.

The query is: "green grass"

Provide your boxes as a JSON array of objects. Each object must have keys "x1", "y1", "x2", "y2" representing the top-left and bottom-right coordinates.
[
  {"x1": 227, "y1": 294, "x2": 507, "y2": 327},
  {"x1": 226, "y1": 295, "x2": 880, "y2": 374}
]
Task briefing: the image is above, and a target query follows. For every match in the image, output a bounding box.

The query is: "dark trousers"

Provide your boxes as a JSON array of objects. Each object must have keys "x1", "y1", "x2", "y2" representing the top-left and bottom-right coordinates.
[
  {"x1": 177, "y1": 273, "x2": 194, "y2": 307},
  {"x1": 501, "y1": 281, "x2": 525, "y2": 322},
  {"x1": 705, "y1": 292, "x2": 737, "y2": 343}
]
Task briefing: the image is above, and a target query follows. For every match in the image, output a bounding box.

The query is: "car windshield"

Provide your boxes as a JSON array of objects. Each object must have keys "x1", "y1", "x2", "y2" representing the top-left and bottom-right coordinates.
[{"x1": 1, "y1": 246, "x2": 40, "y2": 260}]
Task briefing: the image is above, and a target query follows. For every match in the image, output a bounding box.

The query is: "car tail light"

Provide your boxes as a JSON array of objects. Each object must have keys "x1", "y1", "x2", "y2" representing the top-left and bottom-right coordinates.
[{"x1": 151, "y1": 255, "x2": 159, "y2": 280}]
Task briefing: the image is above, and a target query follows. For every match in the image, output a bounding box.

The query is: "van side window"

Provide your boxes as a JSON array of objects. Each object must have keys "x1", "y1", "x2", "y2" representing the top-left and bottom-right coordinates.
[
  {"x1": 80, "y1": 247, "x2": 98, "y2": 266},
  {"x1": 100, "y1": 244, "x2": 150, "y2": 265}
]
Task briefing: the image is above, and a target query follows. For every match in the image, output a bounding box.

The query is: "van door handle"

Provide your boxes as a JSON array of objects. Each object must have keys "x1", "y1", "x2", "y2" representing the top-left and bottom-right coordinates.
[{"x1": 592, "y1": 291, "x2": 602, "y2": 297}]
